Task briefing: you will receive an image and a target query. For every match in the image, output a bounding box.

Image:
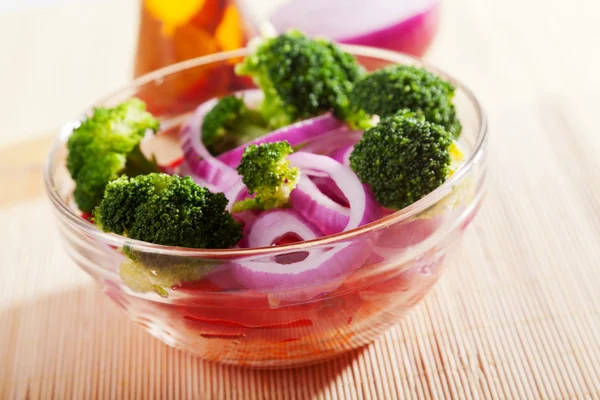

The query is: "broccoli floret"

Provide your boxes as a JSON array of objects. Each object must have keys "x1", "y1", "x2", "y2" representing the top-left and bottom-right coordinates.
[
  {"x1": 349, "y1": 65, "x2": 462, "y2": 138},
  {"x1": 349, "y1": 110, "x2": 453, "y2": 209},
  {"x1": 119, "y1": 250, "x2": 218, "y2": 298},
  {"x1": 236, "y1": 30, "x2": 363, "y2": 128},
  {"x1": 95, "y1": 173, "x2": 242, "y2": 249},
  {"x1": 94, "y1": 173, "x2": 242, "y2": 296},
  {"x1": 233, "y1": 141, "x2": 300, "y2": 212},
  {"x1": 66, "y1": 98, "x2": 160, "y2": 212},
  {"x1": 202, "y1": 95, "x2": 269, "y2": 155}
]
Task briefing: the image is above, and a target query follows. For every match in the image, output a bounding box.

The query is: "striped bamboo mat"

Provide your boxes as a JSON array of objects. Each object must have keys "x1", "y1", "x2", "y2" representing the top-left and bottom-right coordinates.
[
  {"x1": 1, "y1": 97, "x2": 599, "y2": 398},
  {"x1": 2, "y1": 0, "x2": 600, "y2": 395}
]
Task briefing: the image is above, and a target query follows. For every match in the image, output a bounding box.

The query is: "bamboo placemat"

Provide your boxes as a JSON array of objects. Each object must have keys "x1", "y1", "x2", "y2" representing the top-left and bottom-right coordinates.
[
  {"x1": 2, "y1": 0, "x2": 600, "y2": 396},
  {"x1": 1, "y1": 94, "x2": 599, "y2": 399}
]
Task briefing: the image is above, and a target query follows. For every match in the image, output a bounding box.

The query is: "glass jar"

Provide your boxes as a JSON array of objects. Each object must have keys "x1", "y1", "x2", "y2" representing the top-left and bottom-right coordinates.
[{"x1": 134, "y1": 0, "x2": 252, "y2": 77}]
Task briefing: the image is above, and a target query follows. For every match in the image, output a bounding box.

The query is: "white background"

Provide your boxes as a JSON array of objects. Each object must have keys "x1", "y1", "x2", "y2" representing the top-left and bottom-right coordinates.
[{"x1": 0, "y1": 0, "x2": 283, "y2": 147}]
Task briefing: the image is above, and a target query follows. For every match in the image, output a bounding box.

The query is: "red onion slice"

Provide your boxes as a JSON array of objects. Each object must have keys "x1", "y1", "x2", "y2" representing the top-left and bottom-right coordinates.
[
  {"x1": 233, "y1": 237, "x2": 374, "y2": 293},
  {"x1": 176, "y1": 160, "x2": 220, "y2": 193},
  {"x1": 330, "y1": 144, "x2": 354, "y2": 167},
  {"x1": 224, "y1": 180, "x2": 249, "y2": 211},
  {"x1": 290, "y1": 176, "x2": 350, "y2": 235},
  {"x1": 179, "y1": 89, "x2": 264, "y2": 191},
  {"x1": 310, "y1": 176, "x2": 349, "y2": 207},
  {"x1": 217, "y1": 113, "x2": 346, "y2": 168},
  {"x1": 245, "y1": 209, "x2": 322, "y2": 248},
  {"x1": 180, "y1": 99, "x2": 240, "y2": 191},
  {"x1": 289, "y1": 152, "x2": 380, "y2": 232},
  {"x1": 227, "y1": 160, "x2": 379, "y2": 295},
  {"x1": 299, "y1": 129, "x2": 362, "y2": 157}
]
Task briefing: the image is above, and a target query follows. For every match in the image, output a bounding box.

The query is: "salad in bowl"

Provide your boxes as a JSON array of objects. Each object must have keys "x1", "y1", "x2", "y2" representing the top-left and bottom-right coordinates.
[{"x1": 44, "y1": 31, "x2": 487, "y2": 368}]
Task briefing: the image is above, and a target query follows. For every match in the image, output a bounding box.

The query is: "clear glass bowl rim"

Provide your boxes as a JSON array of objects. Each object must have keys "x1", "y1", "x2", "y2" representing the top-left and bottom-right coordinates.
[{"x1": 43, "y1": 45, "x2": 488, "y2": 257}]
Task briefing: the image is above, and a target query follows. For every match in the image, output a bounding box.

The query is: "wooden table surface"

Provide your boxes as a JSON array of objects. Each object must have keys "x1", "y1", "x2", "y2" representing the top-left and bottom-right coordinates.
[{"x1": 2, "y1": 0, "x2": 600, "y2": 398}]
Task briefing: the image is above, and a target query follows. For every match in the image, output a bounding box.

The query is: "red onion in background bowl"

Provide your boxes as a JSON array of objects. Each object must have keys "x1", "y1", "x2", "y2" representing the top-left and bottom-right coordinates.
[{"x1": 269, "y1": 0, "x2": 440, "y2": 56}]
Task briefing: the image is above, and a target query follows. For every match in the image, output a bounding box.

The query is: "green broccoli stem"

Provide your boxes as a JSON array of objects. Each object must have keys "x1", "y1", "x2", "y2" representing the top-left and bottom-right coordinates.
[
  {"x1": 119, "y1": 254, "x2": 218, "y2": 297},
  {"x1": 231, "y1": 197, "x2": 263, "y2": 213},
  {"x1": 231, "y1": 196, "x2": 294, "y2": 214},
  {"x1": 123, "y1": 145, "x2": 160, "y2": 176},
  {"x1": 346, "y1": 109, "x2": 377, "y2": 131}
]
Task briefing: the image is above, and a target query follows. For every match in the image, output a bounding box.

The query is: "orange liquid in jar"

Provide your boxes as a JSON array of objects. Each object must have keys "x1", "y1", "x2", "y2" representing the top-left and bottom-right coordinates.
[
  {"x1": 135, "y1": 0, "x2": 250, "y2": 77},
  {"x1": 134, "y1": 0, "x2": 254, "y2": 114}
]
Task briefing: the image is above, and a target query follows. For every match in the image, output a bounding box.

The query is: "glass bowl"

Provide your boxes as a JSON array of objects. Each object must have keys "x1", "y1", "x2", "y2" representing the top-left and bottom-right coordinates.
[{"x1": 44, "y1": 46, "x2": 487, "y2": 368}]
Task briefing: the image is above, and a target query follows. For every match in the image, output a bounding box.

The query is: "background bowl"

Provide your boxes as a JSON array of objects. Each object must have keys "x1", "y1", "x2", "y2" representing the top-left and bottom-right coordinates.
[{"x1": 44, "y1": 46, "x2": 487, "y2": 368}]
